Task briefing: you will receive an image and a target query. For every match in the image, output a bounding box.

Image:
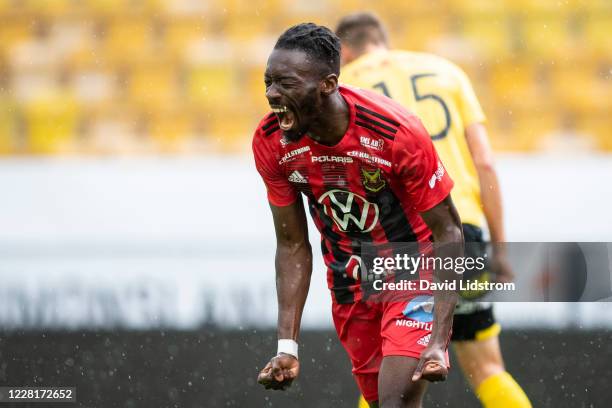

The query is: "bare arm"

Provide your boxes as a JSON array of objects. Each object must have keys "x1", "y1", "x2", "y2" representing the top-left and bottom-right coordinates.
[
  {"x1": 420, "y1": 195, "x2": 463, "y2": 349},
  {"x1": 465, "y1": 122, "x2": 505, "y2": 243},
  {"x1": 270, "y1": 199, "x2": 313, "y2": 340},
  {"x1": 258, "y1": 199, "x2": 312, "y2": 390},
  {"x1": 412, "y1": 195, "x2": 463, "y2": 382},
  {"x1": 465, "y1": 123, "x2": 513, "y2": 281}
]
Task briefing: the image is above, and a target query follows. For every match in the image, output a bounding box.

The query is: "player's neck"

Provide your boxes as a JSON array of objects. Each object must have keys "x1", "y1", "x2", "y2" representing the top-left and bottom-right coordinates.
[
  {"x1": 347, "y1": 44, "x2": 388, "y2": 65},
  {"x1": 307, "y1": 91, "x2": 349, "y2": 147}
]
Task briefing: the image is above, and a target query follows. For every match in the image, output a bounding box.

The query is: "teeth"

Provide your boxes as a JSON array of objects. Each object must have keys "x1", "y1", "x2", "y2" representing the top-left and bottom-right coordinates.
[{"x1": 271, "y1": 106, "x2": 288, "y2": 113}]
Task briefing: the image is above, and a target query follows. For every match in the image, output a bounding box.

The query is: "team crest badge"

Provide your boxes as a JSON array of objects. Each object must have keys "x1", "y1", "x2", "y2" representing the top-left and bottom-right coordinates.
[{"x1": 361, "y1": 168, "x2": 386, "y2": 192}]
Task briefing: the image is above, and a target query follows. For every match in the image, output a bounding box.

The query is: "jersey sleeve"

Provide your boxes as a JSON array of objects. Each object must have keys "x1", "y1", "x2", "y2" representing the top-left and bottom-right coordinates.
[
  {"x1": 252, "y1": 129, "x2": 298, "y2": 207},
  {"x1": 451, "y1": 63, "x2": 486, "y2": 126},
  {"x1": 392, "y1": 117, "x2": 454, "y2": 213}
]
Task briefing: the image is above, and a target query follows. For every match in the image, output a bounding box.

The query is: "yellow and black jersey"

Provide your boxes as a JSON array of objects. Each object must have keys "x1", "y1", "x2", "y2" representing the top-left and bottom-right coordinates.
[{"x1": 341, "y1": 50, "x2": 486, "y2": 227}]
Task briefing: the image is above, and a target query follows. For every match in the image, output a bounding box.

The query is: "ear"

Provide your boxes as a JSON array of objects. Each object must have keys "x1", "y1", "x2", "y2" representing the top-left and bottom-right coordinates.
[{"x1": 320, "y1": 73, "x2": 338, "y2": 96}]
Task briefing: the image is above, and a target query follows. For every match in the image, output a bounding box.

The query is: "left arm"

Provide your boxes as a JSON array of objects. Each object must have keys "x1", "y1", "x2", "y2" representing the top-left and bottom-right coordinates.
[
  {"x1": 465, "y1": 123, "x2": 504, "y2": 244},
  {"x1": 412, "y1": 195, "x2": 463, "y2": 382},
  {"x1": 465, "y1": 123, "x2": 513, "y2": 282},
  {"x1": 392, "y1": 113, "x2": 463, "y2": 381},
  {"x1": 421, "y1": 195, "x2": 463, "y2": 348}
]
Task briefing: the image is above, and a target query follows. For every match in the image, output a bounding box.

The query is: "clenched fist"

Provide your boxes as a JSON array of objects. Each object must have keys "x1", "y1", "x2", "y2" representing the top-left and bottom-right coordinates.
[{"x1": 257, "y1": 353, "x2": 300, "y2": 391}]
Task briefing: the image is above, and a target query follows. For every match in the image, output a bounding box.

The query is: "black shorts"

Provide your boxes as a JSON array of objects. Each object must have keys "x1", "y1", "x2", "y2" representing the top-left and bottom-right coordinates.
[
  {"x1": 451, "y1": 224, "x2": 500, "y2": 342},
  {"x1": 451, "y1": 304, "x2": 499, "y2": 341}
]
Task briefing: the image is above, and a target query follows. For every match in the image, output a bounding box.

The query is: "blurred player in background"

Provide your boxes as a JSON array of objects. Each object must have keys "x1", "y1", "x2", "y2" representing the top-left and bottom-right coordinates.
[
  {"x1": 253, "y1": 23, "x2": 464, "y2": 407},
  {"x1": 336, "y1": 12, "x2": 531, "y2": 408}
]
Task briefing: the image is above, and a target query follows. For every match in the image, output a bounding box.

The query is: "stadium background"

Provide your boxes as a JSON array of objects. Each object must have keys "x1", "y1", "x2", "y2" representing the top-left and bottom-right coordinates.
[{"x1": 0, "y1": 0, "x2": 611, "y2": 407}]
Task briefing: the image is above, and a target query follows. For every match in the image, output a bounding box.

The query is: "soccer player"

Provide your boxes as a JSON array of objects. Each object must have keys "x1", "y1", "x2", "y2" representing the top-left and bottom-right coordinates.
[
  {"x1": 335, "y1": 13, "x2": 531, "y2": 408},
  {"x1": 253, "y1": 23, "x2": 464, "y2": 407}
]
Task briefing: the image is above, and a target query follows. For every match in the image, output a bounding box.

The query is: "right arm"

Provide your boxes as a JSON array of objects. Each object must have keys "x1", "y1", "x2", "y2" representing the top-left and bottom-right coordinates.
[
  {"x1": 465, "y1": 122, "x2": 505, "y2": 245},
  {"x1": 271, "y1": 200, "x2": 313, "y2": 342},
  {"x1": 252, "y1": 128, "x2": 312, "y2": 348},
  {"x1": 465, "y1": 119, "x2": 512, "y2": 282},
  {"x1": 257, "y1": 200, "x2": 313, "y2": 390},
  {"x1": 454, "y1": 63, "x2": 513, "y2": 282}
]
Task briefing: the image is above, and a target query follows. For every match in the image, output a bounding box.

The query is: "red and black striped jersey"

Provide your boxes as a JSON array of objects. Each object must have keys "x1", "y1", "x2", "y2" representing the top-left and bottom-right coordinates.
[{"x1": 253, "y1": 85, "x2": 453, "y2": 303}]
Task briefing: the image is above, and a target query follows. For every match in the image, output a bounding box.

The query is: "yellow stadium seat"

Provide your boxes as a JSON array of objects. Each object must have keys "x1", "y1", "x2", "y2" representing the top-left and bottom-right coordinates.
[
  {"x1": 490, "y1": 106, "x2": 559, "y2": 151},
  {"x1": 146, "y1": 108, "x2": 193, "y2": 151},
  {"x1": 162, "y1": 17, "x2": 206, "y2": 59},
  {"x1": 394, "y1": 14, "x2": 451, "y2": 51},
  {"x1": 515, "y1": 109, "x2": 560, "y2": 151},
  {"x1": 489, "y1": 61, "x2": 540, "y2": 106},
  {"x1": 0, "y1": 97, "x2": 18, "y2": 154},
  {"x1": 84, "y1": 0, "x2": 126, "y2": 13},
  {"x1": 487, "y1": 119, "x2": 521, "y2": 152},
  {"x1": 548, "y1": 64, "x2": 605, "y2": 113},
  {"x1": 0, "y1": 0, "x2": 15, "y2": 12},
  {"x1": 22, "y1": 92, "x2": 80, "y2": 154},
  {"x1": 69, "y1": 68, "x2": 116, "y2": 111},
  {"x1": 195, "y1": 100, "x2": 255, "y2": 137},
  {"x1": 244, "y1": 65, "x2": 269, "y2": 115},
  {"x1": 128, "y1": 63, "x2": 178, "y2": 109},
  {"x1": 461, "y1": 17, "x2": 513, "y2": 58},
  {"x1": 83, "y1": 105, "x2": 145, "y2": 154},
  {"x1": 208, "y1": 0, "x2": 279, "y2": 12},
  {"x1": 576, "y1": 114, "x2": 612, "y2": 151},
  {"x1": 521, "y1": 16, "x2": 574, "y2": 58},
  {"x1": 0, "y1": 17, "x2": 33, "y2": 55},
  {"x1": 206, "y1": 107, "x2": 256, "y2": 151},
  {"x1": 142, "y1": 0, "x2": 163, "y2": 13},
  {"x1": 23, "y1": 0, "x2": 73, "y2": 15},
  {"x1": 224, "y1": 13, "x2": 269, "y2": 40},
  {"x1": 186, "y1": 64, "x2": 235, "y2": 109},
  {"x1": 4, "y1": 0, "x2": 609, "y2": 156},
  {"x1": 510, "y1": 0, "x2": 577, "y2": 13},
  {"x1": 84, "y1": 0, "x2": 160, "y2": 14},
  {"x1": 583, "y1": 15, "x2": 612, "y2": 55},
  {"x1": 447, "y1": 0, "x2": 508, "y2": 14},
  {"x1": 486, "y1": 107, "x2": 524, "y2": 152},
  {"x1": 588, "y1": 0, "x2": 612, "y2": 12},
  {"x1": 101, "y1": 17, "x2": 153, "y2": 63},
  {"x1": 337, "y1": 0, "x2": 369, "y2": 10},
  {"x1": 371, "y1": 0, "x2": 445, "y2": 14}
]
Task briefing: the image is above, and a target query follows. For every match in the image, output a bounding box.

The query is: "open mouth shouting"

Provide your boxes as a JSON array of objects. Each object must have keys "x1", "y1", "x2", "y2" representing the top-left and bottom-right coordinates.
[{"x1": 270, "y1": 105, "x2": 296, "y2": 132}]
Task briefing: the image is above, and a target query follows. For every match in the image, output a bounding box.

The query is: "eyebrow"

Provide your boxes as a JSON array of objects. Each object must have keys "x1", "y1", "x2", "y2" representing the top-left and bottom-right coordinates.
[{"x1": 264, "y1": 73, "x2": 301, "y2": 81}]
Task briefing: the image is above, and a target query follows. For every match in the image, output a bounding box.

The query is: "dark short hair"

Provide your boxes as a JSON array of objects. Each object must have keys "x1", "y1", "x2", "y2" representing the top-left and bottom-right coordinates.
[
  {"x1": 335, "y1": 12, "x2": 388, "y2": 51},
  {"x1": 274, "y1": 23, "x2": 341, "y2": 76}
]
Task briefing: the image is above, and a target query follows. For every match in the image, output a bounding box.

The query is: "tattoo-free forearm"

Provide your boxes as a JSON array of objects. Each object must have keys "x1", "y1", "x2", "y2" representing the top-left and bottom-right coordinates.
[
  {"x1": 429, "y1": 226, "x2": 461, "y2": 348},
  {"x1": 275, "y1": 240, "x2": 313, "y2": 340},
  {"x1": 430, "y1": 289, "x2": 456, "y2": 348},
  {"x1": 478, "y1": 164, "x2": 505, "y2": 244},
  {"x1": 422, "y1": 197, "x2": 463, "y2": 349},
  {"x1": 465, "y1": 122, "x2": 505, "y2": 244}
]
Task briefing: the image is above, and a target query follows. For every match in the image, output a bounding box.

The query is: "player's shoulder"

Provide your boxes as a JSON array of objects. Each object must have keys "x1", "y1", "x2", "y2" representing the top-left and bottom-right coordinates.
[
  {"x1": 252, "y1": 112, "x2": 283, "y2": 151},
  {"x1": 254, "y1": 112, "x2": 281, "y2": 138},
  {"x1": 341, "y1": 84, "x2": 425, "y2": 140},
  {"x1": 391, "y1": 50, "x2": 454, "y2": 67},
  {"x1": 392, "y1": 50, "x2": 466, "y2": 79}
]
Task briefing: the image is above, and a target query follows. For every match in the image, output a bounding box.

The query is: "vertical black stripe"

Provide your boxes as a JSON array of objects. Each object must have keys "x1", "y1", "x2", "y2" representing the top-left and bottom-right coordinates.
[
  {"x1": 365, "y1": 187, "x2": 417, "y2": 243},
  {"x1": 364, "y1": 186, "x2": 418, "y2": 286},
  {"x1": 306, "y1": 192, "x2": 360, "y2": 303}
]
